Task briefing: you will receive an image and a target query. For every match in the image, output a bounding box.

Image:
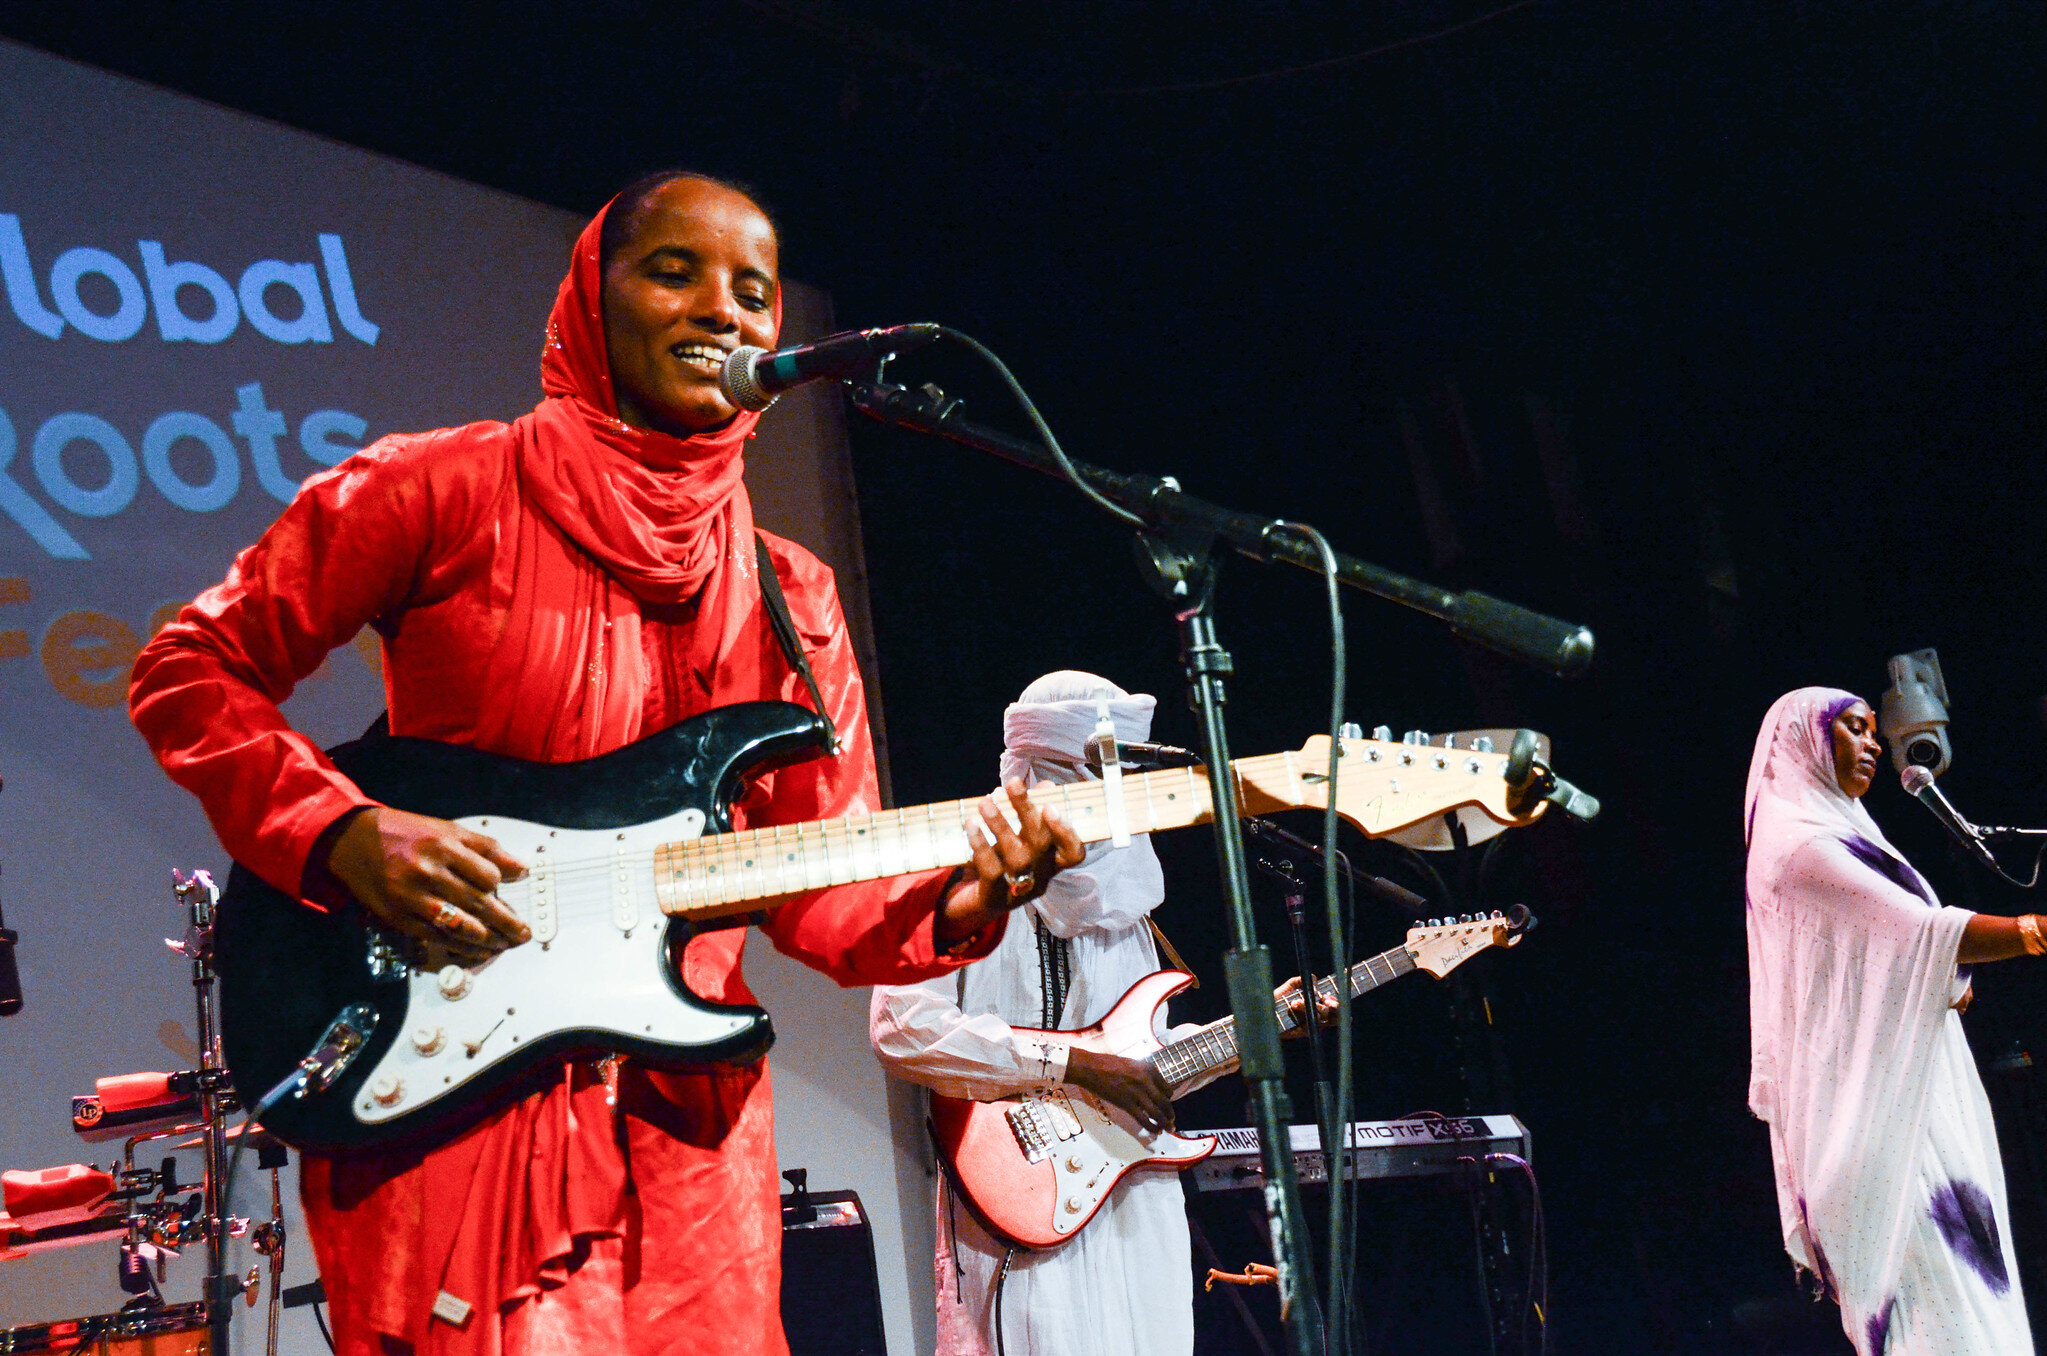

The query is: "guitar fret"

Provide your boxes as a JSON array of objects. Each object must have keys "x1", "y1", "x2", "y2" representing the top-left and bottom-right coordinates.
[
  {"x1": 650, "y1": 739, "x2": 1459, "y2": 919},
  {"x1": 849, "y1": 814, "x2": 876, "y2": 882},
  {"x1": 888, "y1": 808, "x2": 914, "y2": 875}
]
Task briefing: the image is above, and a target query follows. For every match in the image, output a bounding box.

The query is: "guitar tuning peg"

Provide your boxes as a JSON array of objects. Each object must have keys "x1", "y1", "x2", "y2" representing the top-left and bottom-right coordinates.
[
  {"x1": 1372, "y1": 725, "x2": 1392, "y2": 742},
  {"x1": 1338, "y1": 722, "x2": 1363, "y2": 741},
  {"x1": 1402, "y1": 730, "x2": 1429, "y2": 746},
  {"x1": 1473, "y1": 736, "x2": 1495, "y2": 754}
]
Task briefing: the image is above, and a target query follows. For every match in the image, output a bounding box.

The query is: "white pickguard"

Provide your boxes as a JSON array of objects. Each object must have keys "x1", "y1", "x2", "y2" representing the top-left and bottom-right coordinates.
[
  {"x1": 1008, "y1": 1085, "x2": 1209, "y2": 1238},
  {"x1": 349, "y1": 805, "x2": 751, "y2": 1126}
]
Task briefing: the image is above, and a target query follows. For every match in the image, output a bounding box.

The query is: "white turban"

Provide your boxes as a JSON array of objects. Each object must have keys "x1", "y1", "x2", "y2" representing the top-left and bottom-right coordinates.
[{"x1": 999, "y1": 670, "x2": 1165, "y2": 939}]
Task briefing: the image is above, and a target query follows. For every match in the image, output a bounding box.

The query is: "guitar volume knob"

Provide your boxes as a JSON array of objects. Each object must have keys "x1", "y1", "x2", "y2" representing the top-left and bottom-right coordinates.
[
  {"x1": 437, "y1": 965, "x2": 472, "y2": 1001},
  {"x1": 412, "y1": 1025, "x2": 446, "y2": 1056},
  {"x1": 370, "y1": 1074, "x2": 404, "y2": 1106},
  {"x1": 1064, "y1": 1195, "x2": 1083, "y2": 1214}
]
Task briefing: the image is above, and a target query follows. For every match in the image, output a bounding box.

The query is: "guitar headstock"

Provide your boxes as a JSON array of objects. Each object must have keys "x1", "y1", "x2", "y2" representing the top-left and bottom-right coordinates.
[
  {"x1": 1236, "y1": 731, "x2": 1553, "y2": 840},
  {"x1": 1404, "y1": 909, "x2": 1527, "y2": 978}
]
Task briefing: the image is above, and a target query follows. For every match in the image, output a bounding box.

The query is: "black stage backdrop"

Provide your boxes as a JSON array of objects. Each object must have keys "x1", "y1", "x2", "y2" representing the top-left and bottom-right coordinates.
[{"x1": 2, "y1": 3, "x2": 2045, "y2": 1352}]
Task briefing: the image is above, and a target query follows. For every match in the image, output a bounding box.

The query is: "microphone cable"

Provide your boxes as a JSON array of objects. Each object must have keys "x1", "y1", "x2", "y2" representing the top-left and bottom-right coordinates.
[
  {"x1": 939, "y1": 329, "x2": 1357, "y2": 1350},
  {"x1": 1271, "y1": 520, "x2": 1353, "y2": 1353},
  {"x1": 929, "y1": 327, "x2": 1145, "y2": 530}
]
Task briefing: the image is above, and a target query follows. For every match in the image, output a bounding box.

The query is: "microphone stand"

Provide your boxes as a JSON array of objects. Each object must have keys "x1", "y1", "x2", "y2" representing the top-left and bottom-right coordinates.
[
  {"x1": 849, "y1": 377, "x2": 1595, "y2": 678},
  {"x1": 850, "y1": 372, "x2": 1596, "y2": 1356}
]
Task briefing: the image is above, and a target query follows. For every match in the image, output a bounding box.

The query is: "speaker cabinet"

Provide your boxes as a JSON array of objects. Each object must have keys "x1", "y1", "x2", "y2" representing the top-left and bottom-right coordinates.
[{"x1": 780, "y1": 1187, "x2": 888, "y2": 1356}]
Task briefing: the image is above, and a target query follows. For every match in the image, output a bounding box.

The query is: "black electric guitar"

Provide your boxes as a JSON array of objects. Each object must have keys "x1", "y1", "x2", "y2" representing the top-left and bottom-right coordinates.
[{"x1": 217, "y1": 701, "x2": 1551, "y2": 1151}]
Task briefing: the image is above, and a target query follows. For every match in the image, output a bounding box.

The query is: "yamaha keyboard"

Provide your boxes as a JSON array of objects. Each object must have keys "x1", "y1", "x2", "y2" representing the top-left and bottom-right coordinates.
[{"x1": 1185, "y1": 1114, "x2": 1529, "y2": 1193}]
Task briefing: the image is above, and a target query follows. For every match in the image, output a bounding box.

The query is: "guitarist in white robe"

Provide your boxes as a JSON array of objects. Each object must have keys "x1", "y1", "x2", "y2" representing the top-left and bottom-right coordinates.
[{"x1": 870, "y1": 671, "x2": 1225, "y2": 1356}]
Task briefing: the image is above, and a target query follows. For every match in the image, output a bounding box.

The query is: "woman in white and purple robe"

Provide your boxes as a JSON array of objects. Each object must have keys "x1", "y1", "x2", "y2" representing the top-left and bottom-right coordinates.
[{"x1": 1746, "y1": 686, "x2": 2038, "y2": 1354}]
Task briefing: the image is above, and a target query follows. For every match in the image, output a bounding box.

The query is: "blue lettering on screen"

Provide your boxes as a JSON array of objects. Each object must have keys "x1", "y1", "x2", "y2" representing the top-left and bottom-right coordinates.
[
  {"x1": 0, "y1": 215, "x2": 379, "y2": 346},
  {"x1": 50, "y1": 247, "x2": 148, "y2": 342},
  {"x1": 138, "y1": 241, "x2": 238, "y2": 343},
  {"x1": 0, "y1": 406, "x2": 87, "y2": 558},
  {"x1": 0, "y1": 386, "x2": 371, "y2": 559},
  {"x1": 33, "y1": 413, "x2": 138, "y2": 517},
  {"x1": 142, "y1": 412, "x2": 240, "y2": 512}
]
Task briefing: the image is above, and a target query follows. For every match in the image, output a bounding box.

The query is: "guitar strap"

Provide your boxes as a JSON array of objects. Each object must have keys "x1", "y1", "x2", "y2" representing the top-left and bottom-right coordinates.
[
  {"x1": 1146, "y1": 916, "x2": 1199, "y2": 987},
  {"x1": 754, "y1": 535, "x2": 841, "y2": 755},
  {"x1": 1032, "y1": 911, "x2": 1073, "y2": 1029}
]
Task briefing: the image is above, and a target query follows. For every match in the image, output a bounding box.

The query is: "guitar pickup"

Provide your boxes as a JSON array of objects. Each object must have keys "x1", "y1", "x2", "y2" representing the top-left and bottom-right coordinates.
[
  {"x1": 612, "y1": 839, "x2": 639, "y2": 934},
  {"x1": 1005, "y1": 1092, "x2": 1085, "y2": 1163}
]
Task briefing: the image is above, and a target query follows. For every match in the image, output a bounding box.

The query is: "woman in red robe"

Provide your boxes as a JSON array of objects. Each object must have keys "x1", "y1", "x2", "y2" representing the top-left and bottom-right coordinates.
[{"x1": 128, "y1": 172, "x2": 1078, "y2": 1356}]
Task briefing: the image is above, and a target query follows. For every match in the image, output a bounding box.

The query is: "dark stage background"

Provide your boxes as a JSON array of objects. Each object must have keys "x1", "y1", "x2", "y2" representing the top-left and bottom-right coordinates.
[{"x1": 4, "y1": 2, "x2": 2045, "y2": 1351}]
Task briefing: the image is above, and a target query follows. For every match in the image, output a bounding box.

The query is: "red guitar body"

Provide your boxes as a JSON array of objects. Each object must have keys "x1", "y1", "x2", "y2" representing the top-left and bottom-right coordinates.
[{"x1": 926, "y1": 970, "x2": 1215, "y2": 1250}]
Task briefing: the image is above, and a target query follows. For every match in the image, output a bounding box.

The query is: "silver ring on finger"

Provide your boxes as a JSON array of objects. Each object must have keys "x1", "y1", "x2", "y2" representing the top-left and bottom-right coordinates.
[
  {"x1": 432, "y1": 900, "x2": 465, "y2": 933},
  {"x1": 1004, "y1": 868, "x2": 1035, "y2": 898}
]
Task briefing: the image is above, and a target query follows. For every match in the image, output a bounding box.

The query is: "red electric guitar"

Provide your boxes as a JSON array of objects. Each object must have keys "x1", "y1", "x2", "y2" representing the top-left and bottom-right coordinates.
[{"x1": 928, "y1": 910, "x2": 1528, "y2": 1249}]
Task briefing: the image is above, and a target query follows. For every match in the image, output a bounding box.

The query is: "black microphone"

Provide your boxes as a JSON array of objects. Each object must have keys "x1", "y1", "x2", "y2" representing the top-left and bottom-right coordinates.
[
  {"x1": 1241, "y1": 817, "x2": 1433, "y2": 917},
  {"x1": 1083, "y1": 736, "x2": 1203, "y2": 771},
  {"x1": 718, "y1": 324, "x2": 941, "y2": 412},
  {"x1": 0, "y1": 797, "x2": 19, "y2": 1013},
  {"x1": 1900, "y1": 765, "x2": 2000, "y2": 871},
  {"x1": 0, "y1": 907, "x2": 20, "y2": 1016}
]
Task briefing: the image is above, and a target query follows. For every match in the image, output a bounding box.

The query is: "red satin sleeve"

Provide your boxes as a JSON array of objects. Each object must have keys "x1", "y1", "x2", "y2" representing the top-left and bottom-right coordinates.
[
  {"x1": 748, "y1": 538, "x2": 1004, "y2": 984},
  {"x1": 127, "y1": 430, "x2": 501, "y2": 901}
]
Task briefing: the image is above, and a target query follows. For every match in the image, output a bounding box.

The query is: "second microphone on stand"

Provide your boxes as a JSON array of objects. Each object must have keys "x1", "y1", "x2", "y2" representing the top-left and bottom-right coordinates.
[{"x1": 1083, "y1": 735, "x2": 1202, "y2": 771}]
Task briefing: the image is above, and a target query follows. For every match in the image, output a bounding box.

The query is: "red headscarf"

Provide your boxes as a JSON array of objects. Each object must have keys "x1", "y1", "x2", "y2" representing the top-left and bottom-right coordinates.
[
  {"x1": 477, "y1": 193, "x2": 784, "y2": 762},
  {"x1": 521, "y1": 194, "x2": 780, "y2": 603}
]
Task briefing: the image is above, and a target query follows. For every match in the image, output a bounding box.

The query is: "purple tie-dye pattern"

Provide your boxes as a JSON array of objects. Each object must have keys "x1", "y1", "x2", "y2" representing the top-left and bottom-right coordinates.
[
  {"x1": 1865, "y1": 1298, "x2": 1895, "y2": 1354},
  {"x1": 1928, "y1": 1179, "x2": 2010, "y2": 1293},
  {"x1": 1796, "y1": 1195, "x2": 1838, "y2": 1298},
  {"x1": 1841, "y1": 835, "x2": 1935, "y2": 904}
]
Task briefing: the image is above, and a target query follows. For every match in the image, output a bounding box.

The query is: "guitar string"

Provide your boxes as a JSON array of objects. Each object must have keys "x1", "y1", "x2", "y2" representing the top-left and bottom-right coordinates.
[
  {"x1": 449, "y1": 749, "x2": 1504, "y2": 925},
  {"x1": 1148, "y1": 943, "x2": 1425, "y2": 1082},
  {"x1": 458, "y1": 762, "x2": 1240, "y2": 923}
]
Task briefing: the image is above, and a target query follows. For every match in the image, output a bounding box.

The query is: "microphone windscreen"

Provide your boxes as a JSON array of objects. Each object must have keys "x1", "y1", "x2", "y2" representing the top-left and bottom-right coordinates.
[{"x1": 1901, "y1": 764, "x2": 1936, "y2": 795}]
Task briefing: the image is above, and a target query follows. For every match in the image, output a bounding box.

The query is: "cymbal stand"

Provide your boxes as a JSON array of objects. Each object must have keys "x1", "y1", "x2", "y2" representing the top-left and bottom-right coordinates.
[{"x1": 155, "y1": 868, "x2": 286, "y2": 1356}]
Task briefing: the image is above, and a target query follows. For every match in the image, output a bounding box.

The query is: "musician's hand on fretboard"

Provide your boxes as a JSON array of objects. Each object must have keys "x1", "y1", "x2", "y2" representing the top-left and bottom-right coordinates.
[
  {"x1": 1065, "y1": 1046, "x2": 1174, "y2": 1135},
  {"x1": 934, "y1": 778, "x2": 1084, "y2": 949},
  {"x1": 1276, "y1": 975, "x2": 1340, "y2": 1037}
]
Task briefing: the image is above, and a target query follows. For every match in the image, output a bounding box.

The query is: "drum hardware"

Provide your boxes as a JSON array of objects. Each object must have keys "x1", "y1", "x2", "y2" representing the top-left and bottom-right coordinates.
[{"x1": 3, "y1": 870, "x2": 291, "y2": 1356}]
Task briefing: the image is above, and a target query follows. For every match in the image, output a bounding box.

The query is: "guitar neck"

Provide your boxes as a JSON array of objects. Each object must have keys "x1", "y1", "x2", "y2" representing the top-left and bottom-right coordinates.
[
  {"x1": 1148, "y1": 943, "x2": 1418, "y2": 1089},
  {"x1": 652, "y1": 756, "x2": 1306, "y2": 919}
]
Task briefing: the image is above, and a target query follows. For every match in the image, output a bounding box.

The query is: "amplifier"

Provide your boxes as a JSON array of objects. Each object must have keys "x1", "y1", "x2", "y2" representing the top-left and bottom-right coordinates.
[
  {"x1": 780, "y1": 1179, "x2": 887, "y2": 1356},
  {"x1": 1, "y1": 1302, "x2": 209, "y2": 1355},
  {"x1": 1186, "y1": 1114, "x2": 1530, "y2": 1193}
]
